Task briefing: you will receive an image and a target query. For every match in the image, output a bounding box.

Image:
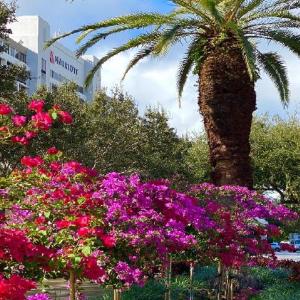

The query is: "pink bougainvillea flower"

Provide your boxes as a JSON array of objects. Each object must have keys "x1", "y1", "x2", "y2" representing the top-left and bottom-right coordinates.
[
  {"x1": 58, "y1": 111, "x2": 73, "y2": 124},
  {"x1": 31, "y1": 112, "x2": 53, "y2": 131},
  {"x1": 11, "y1": 136, "x2": 28, "y2": 145},
  {"x1": 0, "y1": 104, "x2": 12, "y2": 115},
  {"x1": 21, "y1": 156, "x2": 44, "y2": 168},
  {"x1": 28, "y1": 99, "x2": 45, "y2": 113},
  {"x1": 25, "y1": 131, "x2": 37, "y2": 140},
  {"x1": 12, "y1": 115, "x2": 27, "y2": 127}
]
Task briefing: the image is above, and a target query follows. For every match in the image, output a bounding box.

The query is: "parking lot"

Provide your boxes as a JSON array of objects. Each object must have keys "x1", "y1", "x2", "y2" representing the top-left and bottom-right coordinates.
[{"x1": 276, "y1": 251, "x2": 300, "y2": 262}]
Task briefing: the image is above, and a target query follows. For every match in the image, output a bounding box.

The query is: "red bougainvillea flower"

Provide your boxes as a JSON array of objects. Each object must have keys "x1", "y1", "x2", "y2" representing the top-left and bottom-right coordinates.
[
  {"x1": 55, "y1": 220, "x2": 73, "y2": 230},
  {"x1": 0, "y1": 275, "x2": 36, "y2": 300},
  {"x1": 81, "y1": 256, "x2": 106, "y2": 282},
  {"x1": 74, "y1": 216, "x2": 90, "y2": 227},
  {"x1": 101, "y1": 234, "x2": 116, "y2": 248},
  {"x1": 47, "y1": 146, "x2": 59, "y2": 155},
  {"x1": 21, "y1": 156, "x2": 44, "y2": 168},
  {"x1": 28, "y1": 99, "x2": 45, "y2": 113},
  {"x1": 0, "y1": 104, "x2": 12, "y2": 115},
  {"x1": 11, "y1": 136, "x2": 28, "y2": 145},
  {"x1": 77, "y1": 227, "x2": 90, "y2": 237},
  {"x1": 25, "y1": 131, "x2": 37, "y2": 140},
  {"x1": 12, "y1": 115, "x2": 27, "y2": 127},
  {"x1": 58, "y1": 111, "x2": 73, "y2": 124},
  {"x1": 31, "y1": 112, "x2": 53, "y2": 131},
  {"x1": 0, "y1": 126, "x2": 9, "y2": 132}
]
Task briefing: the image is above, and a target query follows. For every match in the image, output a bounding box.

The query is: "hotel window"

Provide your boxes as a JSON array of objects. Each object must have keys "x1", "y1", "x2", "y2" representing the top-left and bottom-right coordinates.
[
  {"x1": 3, "y1": 43, "x2": 9, "y2": 54},
  {"x1": 16, "y1": 52, "x2": 27, "y2": 63},
  {"x1": 50, "y1": 70, "x2": 67, "y2": 82},
  {"x1": 77, "y1": 86, "x2": 84, "y2": 94},
  {"x1": 41, "y1": 58, "x2": 47, "y2": 74},
  {"x1": 51, "y1": 83, "x2": 58, "y2": 92},
  {"x1": 10, "y1": 47, "x2": 16, "y2": 57}
]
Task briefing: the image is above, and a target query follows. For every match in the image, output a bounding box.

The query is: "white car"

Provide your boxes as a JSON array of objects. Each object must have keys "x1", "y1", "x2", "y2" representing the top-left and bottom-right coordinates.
[
  {"x1": 270, "y1": 242, "x2": 281, "y2": 252},
  {"x1": 290, "y1": 240, "x2": 300, "y2": 251}
]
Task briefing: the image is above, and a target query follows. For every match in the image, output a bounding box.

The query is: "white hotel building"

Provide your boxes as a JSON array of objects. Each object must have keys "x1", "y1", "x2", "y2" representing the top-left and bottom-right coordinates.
[{"x1": 0, "y1": 16, "x2": 101, "y2": 100}]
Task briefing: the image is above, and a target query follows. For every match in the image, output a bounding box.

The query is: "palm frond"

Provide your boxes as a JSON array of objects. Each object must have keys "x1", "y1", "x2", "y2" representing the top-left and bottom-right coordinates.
[
  {"x1": 84, "y1": 33, "x2": 159, "y2": 86},
  {"x1": 228, "y1": 21, "x2": 258, "y2": 81},
  {"x1": 153, "y1": 23, "x2": 186, "y2": 55},
  {"x1": 45, "y1": 13, "x2": 175, "y2": 48},
  {"x1": 76, "y1": 25, "x2": 152, "y2": 57},
  {"x1": 257, "y1": 51, "x2": 289, "y2": 105},
  {"x1": 198, "y1": 0, "x2": 224, "y2": 25},
  {"x1": 172, "y1": 0, "x2": 214, "y2": 24},
  {"x1": 261, "y1": 30, "x2": 300, "y2": 57},
  {"x1": 177, "y1": 38, "x2": 204, "y2": 102},
  {"x1": 121, "y1": 46, "x2": 155, "y2": 80},
  {"x1": 243, "y1": 10, "x2": 300, "y2": 23},
  {"x1": 237, "y1": 0, "x2": 264, "y2": 18}
]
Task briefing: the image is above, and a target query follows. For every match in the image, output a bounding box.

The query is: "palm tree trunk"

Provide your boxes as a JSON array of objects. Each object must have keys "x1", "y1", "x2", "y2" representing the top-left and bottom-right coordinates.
[{"x1": 199, "y1": 44, "x2": 256, "y2": 188}]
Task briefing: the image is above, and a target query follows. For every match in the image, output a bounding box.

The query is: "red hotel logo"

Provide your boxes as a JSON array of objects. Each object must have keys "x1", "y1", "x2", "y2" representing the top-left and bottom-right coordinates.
[
  {"x1": 49, "y1": 50, "x2": 78, "y2": 75},
  {"x1": 50, "y1": 50, "x2": 55, "y2": 64}
]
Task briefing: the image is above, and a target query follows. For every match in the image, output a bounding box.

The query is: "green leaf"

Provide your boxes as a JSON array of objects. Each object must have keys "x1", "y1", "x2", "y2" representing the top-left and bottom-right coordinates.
[
  {"x1": 44, "y1": 211, "x2": 51, "y2": 218},
  {"x1": 77, "y1": 197, "x2": 86, "y2": 204},
  {"x1": 51, "y1": 112, "x2": 58, "y2": 120},
  {"x1": 75, "y1": 256, "x2": 82, "y2": 264},
  {"x1": 82, "y1": 246, "x2": 91, "y2": 256}
]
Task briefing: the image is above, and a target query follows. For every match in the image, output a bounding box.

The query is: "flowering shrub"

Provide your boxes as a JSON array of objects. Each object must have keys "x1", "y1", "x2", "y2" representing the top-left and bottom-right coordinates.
[
  {"x1": 0, "y1": 100, "x2": 72, "y2": 300},
  {"x1": 0, "y1": 99, "x2": 298, "y2": 300},
  {"x1": 279, "y1": 260, "x2": 300, "y2": 282},
  {"x1": 3, "y1": 153, "x2": 206, "y2": 293},
  {"x1": 0, "y1": 275, "x2": 36, "y2": 300},
  {"x1": 26, "y1": 293, "x2": 52, "y2": 300},
  {"x1": 189, "y1": 183, "x2": 298, "y2": 268},
  {"x1": 0, "y1": 100, "x2": 72, "y2": 146}
]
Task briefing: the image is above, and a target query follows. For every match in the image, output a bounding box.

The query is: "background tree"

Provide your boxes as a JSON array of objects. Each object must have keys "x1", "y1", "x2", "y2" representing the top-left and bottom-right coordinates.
[
  {"x1": 48, "y1": 0, "x2": 300, "y2": 188},
  {"x1": 138, "y1": 108, "x2": 190, "y2": 180},
  {"x1": 1, "y1": 83, "x2": 191, "y2": 181},
  {"x1": 84, "y1": 88, "x2": 142, "y2": 173},
  {"x1": 185, "y1": 132, "x2": 210, "y2": 183},
  {"x1": 251, "y1": 115, "x2": 300, "y2": 210},
  {"x1": 0, "y1": 1, "x2": 28, "y2": 99}
]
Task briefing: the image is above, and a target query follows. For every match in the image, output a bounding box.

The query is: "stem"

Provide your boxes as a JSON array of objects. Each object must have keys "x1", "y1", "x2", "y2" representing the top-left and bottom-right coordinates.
[
  {"x1": 69, "y1": 269, "x2": 76, "y2": 300},
  {"x1": 217, "y1": 261, "x2": 223, "y2": 300},
  {"x1": 164, "y1": 257, "x2": 172, "y2": 300},
  {"x1": 114, "y1": 289, "x2": 121, "y2": 300},
  {"x1": 189, "y1": 262, "x2": 194, "y2": 300}
]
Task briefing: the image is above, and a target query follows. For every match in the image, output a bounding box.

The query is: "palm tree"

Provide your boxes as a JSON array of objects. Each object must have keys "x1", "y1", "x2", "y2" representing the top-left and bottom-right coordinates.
[{"x1": 48, "y1": 0, "x2": 300, "y2": 188}]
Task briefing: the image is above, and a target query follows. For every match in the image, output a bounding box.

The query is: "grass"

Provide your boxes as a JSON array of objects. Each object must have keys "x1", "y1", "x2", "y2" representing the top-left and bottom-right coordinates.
[{"x1": 250, "y1": 267, "x2": 300, "y2": 300}]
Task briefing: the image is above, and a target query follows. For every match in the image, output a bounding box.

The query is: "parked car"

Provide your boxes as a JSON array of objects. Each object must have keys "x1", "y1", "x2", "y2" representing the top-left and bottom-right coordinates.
[
  {"x1": 270, "y1": 242, "x2": 281, "y2": 252},
  {"x1": 290, "y1": 240, "x2": 300, "y2": 251},
  {"x1": 280, "y1": 242, "x2": 296, "y2": 252}
]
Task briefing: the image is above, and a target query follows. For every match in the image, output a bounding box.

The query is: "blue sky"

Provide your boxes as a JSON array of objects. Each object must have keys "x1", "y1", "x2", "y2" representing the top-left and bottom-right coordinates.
[{"x1": 9, "y1": 0, "x2": 300, "y2": 134}]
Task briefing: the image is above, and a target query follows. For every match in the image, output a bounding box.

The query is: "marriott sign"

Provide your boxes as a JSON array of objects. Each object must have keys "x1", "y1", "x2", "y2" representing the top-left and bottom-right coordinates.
[{"x1": 50, "y1": 50, "x2": 79, "y2": 75}]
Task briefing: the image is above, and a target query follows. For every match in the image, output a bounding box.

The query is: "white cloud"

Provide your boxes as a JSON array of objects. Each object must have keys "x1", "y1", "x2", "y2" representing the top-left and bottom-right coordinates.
[{"x1": 97, "y1": 49, "x2": 202, "y2": 135}]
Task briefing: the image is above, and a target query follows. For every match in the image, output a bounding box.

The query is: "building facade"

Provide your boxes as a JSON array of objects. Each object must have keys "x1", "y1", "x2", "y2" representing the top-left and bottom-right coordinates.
[
  {"x1": 2, "y1": 16, "x2": 101, "y2": 100},
  {"x1": 0, "y1": 37, "x2": 30, "y2": 92}
]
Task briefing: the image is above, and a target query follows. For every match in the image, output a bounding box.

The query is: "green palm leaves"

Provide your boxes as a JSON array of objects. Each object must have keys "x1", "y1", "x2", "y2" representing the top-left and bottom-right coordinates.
[{"x1": 47, "y1": 0, "x2": 300, "y2": 104}]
